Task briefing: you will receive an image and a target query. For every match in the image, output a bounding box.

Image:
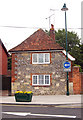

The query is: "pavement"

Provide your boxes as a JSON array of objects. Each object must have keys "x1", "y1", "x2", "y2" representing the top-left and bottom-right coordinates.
[{"x1": 0, "y1": 94, "x2": 82, "y2": 106}]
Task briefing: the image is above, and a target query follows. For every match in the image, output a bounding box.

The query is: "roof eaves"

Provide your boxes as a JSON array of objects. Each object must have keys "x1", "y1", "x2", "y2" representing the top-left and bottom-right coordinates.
[
  {"x1": 62, "y1": 50, "x2": 75, "y2": 61},
  {"x1": 0, "y1": 39, "x2": 9, "y2": 56},
  {"x1": 8, "y1": 49, "x2": 64, "y2": 53}
]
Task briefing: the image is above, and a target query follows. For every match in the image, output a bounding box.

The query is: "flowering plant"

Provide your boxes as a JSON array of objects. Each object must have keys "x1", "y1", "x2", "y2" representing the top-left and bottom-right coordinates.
[
  {"x1": 15, "y1": 91, "x2": 32, "y2": 94},
  {"x1": 15, "y1": 91, "x2": 33, "y2": 102}
]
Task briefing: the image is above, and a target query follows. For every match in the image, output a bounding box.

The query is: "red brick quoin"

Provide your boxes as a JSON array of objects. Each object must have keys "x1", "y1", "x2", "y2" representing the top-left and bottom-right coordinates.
[{"x1": 12, "y1": 53, "x2": 17, "y2": 82}]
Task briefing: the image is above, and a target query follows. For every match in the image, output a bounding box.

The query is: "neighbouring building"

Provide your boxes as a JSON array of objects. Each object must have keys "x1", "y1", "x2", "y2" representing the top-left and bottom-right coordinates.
[
  {"x1": 9, "y1": 25, "x2": 75, "y2": 95},
  {"x1": 0, "y1": 39, "x2": 11, "y2": 96},
  {"x1": 0, "y1": 39, "x2": 8, "y2": 76}
]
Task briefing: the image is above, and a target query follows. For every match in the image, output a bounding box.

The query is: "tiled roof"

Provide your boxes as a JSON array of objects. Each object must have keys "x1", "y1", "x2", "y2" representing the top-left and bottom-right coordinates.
[{"x1": 9, "y1": 29, "x2": 63, "y2": 52}]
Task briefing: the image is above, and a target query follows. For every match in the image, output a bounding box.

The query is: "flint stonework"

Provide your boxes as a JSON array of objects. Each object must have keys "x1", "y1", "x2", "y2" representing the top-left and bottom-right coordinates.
[{"x1": 12, "y1": 51, "x2": 67, "y2": 95}]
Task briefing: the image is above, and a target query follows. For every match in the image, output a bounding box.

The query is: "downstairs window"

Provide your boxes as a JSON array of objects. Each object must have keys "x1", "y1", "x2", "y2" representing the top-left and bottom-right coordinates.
[{"x1": 32, "y1": 74, "x2": 50, "y2": 86}]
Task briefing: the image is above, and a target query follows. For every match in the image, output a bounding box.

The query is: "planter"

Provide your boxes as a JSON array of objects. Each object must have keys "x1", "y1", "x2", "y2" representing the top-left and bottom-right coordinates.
[{"x1": 15, "y1": 91, "x2": 33, "y2": 102}]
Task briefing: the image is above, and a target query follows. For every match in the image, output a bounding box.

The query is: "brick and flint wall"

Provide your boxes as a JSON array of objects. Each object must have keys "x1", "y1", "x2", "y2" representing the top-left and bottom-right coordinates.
[{"x1": 11, "y1": 51, "x2": 67, "y2": 95}]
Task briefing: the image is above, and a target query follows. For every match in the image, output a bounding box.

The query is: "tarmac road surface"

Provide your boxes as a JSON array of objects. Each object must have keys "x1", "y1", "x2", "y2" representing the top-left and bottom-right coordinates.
[{"x1": 1, "y1": 104, "x2": 82, "y2": 119}]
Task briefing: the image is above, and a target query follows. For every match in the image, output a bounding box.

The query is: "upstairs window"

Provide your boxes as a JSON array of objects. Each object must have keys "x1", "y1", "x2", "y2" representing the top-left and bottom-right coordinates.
[{"x1": 32, "y1": 53, "x2": 50, "y2": 64}]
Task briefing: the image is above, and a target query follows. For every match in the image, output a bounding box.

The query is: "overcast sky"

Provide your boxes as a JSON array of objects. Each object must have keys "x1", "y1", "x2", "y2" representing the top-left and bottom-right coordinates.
[{"x1": 0, "y1": 0, "x2": 82, "y2": 50}]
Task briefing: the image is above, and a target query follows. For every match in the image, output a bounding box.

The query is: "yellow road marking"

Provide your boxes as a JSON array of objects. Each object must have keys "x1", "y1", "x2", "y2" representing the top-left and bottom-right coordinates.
[
  {"x1": 0, "y1": 104, "x2": 48, "y2": 107},
  {"x1": 54, "y1": 105, "x2": 82, "y2": 108},
  {"x1": 0, "y1": 104, "x2": 82, "y2": 108}
]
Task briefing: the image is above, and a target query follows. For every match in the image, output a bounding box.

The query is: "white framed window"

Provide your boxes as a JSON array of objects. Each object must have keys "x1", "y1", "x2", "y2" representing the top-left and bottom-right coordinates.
[
  {"x1": 32, "y1": 53, "x2": 50, "y2": 64},
  {"x1": 32, "y1": 74, "x2": 50, "y2": 86}
]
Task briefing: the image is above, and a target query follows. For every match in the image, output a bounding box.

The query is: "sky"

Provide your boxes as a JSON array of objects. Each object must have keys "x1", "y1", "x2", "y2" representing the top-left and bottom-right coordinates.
[{"x1": 0, "y1": 0, "x2": 82, "y2": 50}]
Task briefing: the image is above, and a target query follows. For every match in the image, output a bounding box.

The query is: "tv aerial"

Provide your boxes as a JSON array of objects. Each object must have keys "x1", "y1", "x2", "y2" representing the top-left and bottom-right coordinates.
[
  {"x1": 46, "y1": 9, "x2": 59, "y2": 30},
  {"x1": 45, "y1": 14, "x2": 54, "y2": 30}
]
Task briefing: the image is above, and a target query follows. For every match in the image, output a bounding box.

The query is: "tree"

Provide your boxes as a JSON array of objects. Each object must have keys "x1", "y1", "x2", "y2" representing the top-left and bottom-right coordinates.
[
  {"x1": 8, "y1": 56, "x2": 12, "y2": 70},
  {"x1": 55, "y1": 29, "x2": 80, "y2": 51},
  {"x1": 80, "y1": 44, "x2": 83, "y2": 71},
  {"x1": 70, "y1": 44, "x2": 83, "y2": 72},
  {"x1": 55, "y1": 29, "x2": 83, "y2": 71},
  {"x1": 45, "y1": 29, "x2": 83, "y2": 71}
]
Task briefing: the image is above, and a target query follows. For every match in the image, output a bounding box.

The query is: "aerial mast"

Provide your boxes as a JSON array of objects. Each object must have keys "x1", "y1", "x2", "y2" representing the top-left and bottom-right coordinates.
[
  {"x1": 45, "y1": 14, "x2": 54, "y2": 30},
  {"x1": 46, "y1": 9, "x2": 59, "y2": 30}
]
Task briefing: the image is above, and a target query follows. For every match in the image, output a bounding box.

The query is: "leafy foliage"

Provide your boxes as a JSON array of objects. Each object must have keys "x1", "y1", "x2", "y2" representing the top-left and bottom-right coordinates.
[
  {"x1": 45, "y1": 29, "x2": 83, "y2": 71},
  {"x1": 8, "y1": 56, "x2": 12, "y2": 70},
  {"x1": 55, "y1": 29, "x2": 80, "y2": 51},
  {"x1": 70, "y1": 44, "x2": 83, "y2": 71}
]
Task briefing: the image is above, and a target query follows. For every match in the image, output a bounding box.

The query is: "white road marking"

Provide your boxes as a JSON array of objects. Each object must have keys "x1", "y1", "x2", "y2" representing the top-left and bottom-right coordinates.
[
  {"x1": 31, "y1": 113, "x2": 76, "y2": 118},
  {"x1": 2, "y1": 112, "x2": 31, "y2": 116},
  {"x1": 2, "y1": 112, "x2": 76, "y2": 118}
]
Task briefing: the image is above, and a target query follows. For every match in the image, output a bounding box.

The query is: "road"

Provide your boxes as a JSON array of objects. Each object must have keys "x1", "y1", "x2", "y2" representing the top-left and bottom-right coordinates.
[{"x1": 1, "y1": 104, "x2": 82, "y2": 119}]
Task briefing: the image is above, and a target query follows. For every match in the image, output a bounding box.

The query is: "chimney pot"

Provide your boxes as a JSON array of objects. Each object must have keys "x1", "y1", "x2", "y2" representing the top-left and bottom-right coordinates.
[
  {"x1": 50, "y1": 24, "x2": 55, "y2": 41},
  {"x1": 51, "y1": 24, "x2": 54, "y2": 30}
]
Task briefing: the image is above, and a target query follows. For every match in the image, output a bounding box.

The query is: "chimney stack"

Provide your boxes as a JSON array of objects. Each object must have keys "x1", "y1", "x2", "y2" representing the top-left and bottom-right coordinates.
[{"x1": 50, "y1": 24, "x2": 55, "y2": 41}]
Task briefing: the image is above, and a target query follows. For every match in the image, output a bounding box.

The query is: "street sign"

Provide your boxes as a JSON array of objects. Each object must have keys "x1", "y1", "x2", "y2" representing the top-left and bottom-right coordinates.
[{"x1": 63, "y1": 61, "x2": 71, "y2": 72}]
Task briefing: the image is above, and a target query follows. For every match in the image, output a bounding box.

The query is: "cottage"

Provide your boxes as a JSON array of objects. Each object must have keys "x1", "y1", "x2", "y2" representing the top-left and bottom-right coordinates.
[{"x1": 9, "y1": 25, "x2": 75, "y2": 95}]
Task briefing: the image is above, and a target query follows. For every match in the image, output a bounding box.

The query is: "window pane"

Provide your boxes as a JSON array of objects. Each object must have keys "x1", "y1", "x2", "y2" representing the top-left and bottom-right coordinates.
[
  {"x1": 33, "y1": 54, "x2": 37, "y2": 63},
  {"x1": 33, "y1": 76, "x2": 37, "y2": 84},
  {"x1": 39, "y1": 75, "x2": 44, "y2": 85},
  {"x1": 45, "y1": 54, "x2": 50, "y2": 62},
  {"x1": 45, "y1": 75, "x2": 50, "y2": 84},
  {"x1": 39, "y1": 54, "x2": 43, "y2": 63}
]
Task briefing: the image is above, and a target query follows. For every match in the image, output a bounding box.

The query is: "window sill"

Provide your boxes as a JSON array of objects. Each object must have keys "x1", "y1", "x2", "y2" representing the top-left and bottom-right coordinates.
[
  {"x1": 32, "y1": 85, "x2": 50, "y2": 87},
  {"x1": 32, "y1": 63, "x2": 50, "y2": 65}
]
